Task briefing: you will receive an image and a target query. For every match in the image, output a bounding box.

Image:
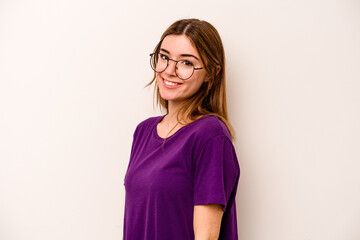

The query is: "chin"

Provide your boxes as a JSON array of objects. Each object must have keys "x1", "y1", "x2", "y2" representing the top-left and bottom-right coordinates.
[
  {"x1": 159, "y1": 93, "x2": 177, "y2": 102},
  {"x1": 158, "y1": 90, "x2": 181, "y2": 102}
]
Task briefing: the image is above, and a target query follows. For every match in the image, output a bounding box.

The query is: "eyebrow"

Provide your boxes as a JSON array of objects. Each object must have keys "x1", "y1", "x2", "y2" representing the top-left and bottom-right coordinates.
[{"x1": 160, "y1": 48, "x2": 200, "y2": 61}]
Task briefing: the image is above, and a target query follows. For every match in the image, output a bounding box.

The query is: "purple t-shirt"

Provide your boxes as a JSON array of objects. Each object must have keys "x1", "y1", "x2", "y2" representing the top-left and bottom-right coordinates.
[{"x1": 123, "y1": 115, "x2": 240, "y2": 240}]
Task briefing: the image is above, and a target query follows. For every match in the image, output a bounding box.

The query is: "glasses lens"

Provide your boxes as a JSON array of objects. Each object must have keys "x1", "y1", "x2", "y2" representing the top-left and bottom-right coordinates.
[
  {"x1": 150, "y1": 53, "x2": 167, "y2": 73},
  {"x1": 176, "y1": 60, "x2": 194, "y2": 80}
]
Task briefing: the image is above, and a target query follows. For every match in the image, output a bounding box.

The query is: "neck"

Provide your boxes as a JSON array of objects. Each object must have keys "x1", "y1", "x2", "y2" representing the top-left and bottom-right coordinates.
[{"x1": 165, "y1": 101, "x2": 184, "y2": 126}]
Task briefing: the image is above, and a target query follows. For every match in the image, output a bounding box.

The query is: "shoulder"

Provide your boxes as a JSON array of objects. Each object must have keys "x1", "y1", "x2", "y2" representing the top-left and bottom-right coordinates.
[
  {"x1": 189, "y1": 115, "x2": 232, "y2": 142},
  {"x1": 191, "y1": 116, "x2": 239, "y2": 172},
  {"x1": 136, "y1": 115, "x2": 163, "y2": 128},
  {"x1": 133, "y1": 115, "x2": 163, "y2": 136}
]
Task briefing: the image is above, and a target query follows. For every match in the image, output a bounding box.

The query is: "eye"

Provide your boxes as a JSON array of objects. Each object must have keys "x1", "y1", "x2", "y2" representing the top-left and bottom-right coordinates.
[
  {"x1": 181, "y1": 60, "x2": 193, "y2": 66},
  {"x1": 159, "y1": 53, "x2": 169, "y2": 60}
]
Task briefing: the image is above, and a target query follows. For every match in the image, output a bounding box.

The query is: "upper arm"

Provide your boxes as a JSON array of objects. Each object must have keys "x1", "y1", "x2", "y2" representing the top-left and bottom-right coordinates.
[
  {"x1": 193, "y1": 204, "x2": 224, "y2": 240},
  {"x1": 192, "y1": 131, "x2": 240, "y2": 239},
  {"x1": 193, "y1": 135, "x2": 240, "y2": 212}
]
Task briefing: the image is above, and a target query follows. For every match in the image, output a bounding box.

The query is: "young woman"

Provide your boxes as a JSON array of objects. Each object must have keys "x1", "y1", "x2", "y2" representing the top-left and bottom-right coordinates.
[{"x1": 123, "y1": 18, "x2": 240, "y2": 240}]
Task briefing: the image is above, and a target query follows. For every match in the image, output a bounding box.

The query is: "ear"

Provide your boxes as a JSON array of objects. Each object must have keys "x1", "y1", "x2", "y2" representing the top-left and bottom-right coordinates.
[
  {"x1": 216, "y1": 65, "x2": 221, "y2": 76},
  {"x1": 205, "y1": 65, "x2": 221, "y2": 82}
]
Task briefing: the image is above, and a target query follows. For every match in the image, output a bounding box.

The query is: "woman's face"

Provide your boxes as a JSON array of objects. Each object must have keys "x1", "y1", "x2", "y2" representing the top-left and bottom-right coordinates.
[{"x1": 156, "y1": 34, "x2": 208, "y2": 105}]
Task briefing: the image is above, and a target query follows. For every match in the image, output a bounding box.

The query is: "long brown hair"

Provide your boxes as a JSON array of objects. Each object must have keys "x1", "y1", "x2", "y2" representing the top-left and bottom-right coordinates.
[{"x1": 147, "y1": 18, "x2": 234, "y2": 140}]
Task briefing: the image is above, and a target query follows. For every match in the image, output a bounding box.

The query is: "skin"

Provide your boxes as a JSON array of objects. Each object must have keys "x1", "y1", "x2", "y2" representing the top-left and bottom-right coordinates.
[
  {"x1": 156, "y1": 34, "x2": 209, "y2": 137},
  {"x1": 156, "y1": 34, "x2": 224, "y2": 240}
]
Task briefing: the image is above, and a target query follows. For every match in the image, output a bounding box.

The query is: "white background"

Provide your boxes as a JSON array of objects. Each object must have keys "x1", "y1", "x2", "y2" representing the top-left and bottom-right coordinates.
[{"x1": 0, "y1": 0, "x2": 359, "y2": 239}]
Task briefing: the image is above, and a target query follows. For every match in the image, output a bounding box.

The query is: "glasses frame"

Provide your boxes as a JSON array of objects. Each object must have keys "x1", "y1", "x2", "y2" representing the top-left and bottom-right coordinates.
[{"x1": 149, "y1": 53, "x2": 204, "y2": 80}]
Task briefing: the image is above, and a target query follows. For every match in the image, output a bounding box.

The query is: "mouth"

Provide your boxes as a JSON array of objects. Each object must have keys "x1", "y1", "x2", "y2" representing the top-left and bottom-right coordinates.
[{"x1": 161, "y1": 77, "x2": 183, "y2": 88}]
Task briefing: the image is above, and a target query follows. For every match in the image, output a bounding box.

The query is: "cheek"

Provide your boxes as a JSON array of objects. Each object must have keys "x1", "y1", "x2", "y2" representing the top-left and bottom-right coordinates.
[
  {"x1": 188, "y1": 74, "x2": 207, "y2": 90},
  {"x1": 156, "y1": 74, "x2": 163, "y2": 85},
  {"x1": 183, "y1": 81, "x2": 206, "y2": 98}
]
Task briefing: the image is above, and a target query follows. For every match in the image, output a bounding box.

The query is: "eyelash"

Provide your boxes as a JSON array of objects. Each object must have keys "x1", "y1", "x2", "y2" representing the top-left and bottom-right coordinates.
[
  {"x1": 159, "y1": 53, "x2": 194, "y2": 66},
  {"x1": 159, "y1": 53, "x2": 169, "y2": 60},
  {"x1": 182, "y1": 60, "x2": 193, "y2": 66}
]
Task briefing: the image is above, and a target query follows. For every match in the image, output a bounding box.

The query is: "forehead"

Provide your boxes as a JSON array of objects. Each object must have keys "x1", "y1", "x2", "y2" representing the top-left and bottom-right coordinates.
[{"x1": 160, "y1": 35, "x2": 199, "y2": 58}]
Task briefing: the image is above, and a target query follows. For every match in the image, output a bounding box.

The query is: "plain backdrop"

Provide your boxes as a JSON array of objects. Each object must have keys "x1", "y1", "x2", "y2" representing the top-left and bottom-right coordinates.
[{"x1": 0, "y1": 0, "x2": 359, "y2": 239}]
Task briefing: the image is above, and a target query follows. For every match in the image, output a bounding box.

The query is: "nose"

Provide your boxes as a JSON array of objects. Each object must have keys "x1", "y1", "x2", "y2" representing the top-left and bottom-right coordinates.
[{"x1": 164, "y1": 59, "x2": 177, "y2": 76}]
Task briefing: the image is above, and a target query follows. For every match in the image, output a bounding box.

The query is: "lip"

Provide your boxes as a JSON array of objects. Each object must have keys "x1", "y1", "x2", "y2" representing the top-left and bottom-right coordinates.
[{"x1": 161, "y1": 77, "x2": 183, "y2": 89}]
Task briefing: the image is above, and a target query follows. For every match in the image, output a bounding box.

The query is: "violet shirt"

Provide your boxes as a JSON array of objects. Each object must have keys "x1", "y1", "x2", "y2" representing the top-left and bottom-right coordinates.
[{"x1": 123, "y1": 115, "x2": 240, "y2": 240}]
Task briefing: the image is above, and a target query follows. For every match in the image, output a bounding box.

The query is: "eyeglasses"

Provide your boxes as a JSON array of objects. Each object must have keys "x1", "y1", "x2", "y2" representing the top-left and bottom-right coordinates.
[{"x1": 150, "y1": 53, "x2": 204, "y2": 80}]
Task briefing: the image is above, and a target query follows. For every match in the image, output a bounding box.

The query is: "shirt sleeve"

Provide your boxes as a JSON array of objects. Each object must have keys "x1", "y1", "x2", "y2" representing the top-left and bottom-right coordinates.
[{"x1": 193, "y1": 135, "x2": 240, "y2": 212}]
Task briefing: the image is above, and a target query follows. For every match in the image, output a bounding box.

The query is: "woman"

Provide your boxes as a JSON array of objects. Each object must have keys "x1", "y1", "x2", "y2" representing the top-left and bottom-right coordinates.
[{"x1": 123, "y1": 18, "x2": 240, "y2": 240}]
